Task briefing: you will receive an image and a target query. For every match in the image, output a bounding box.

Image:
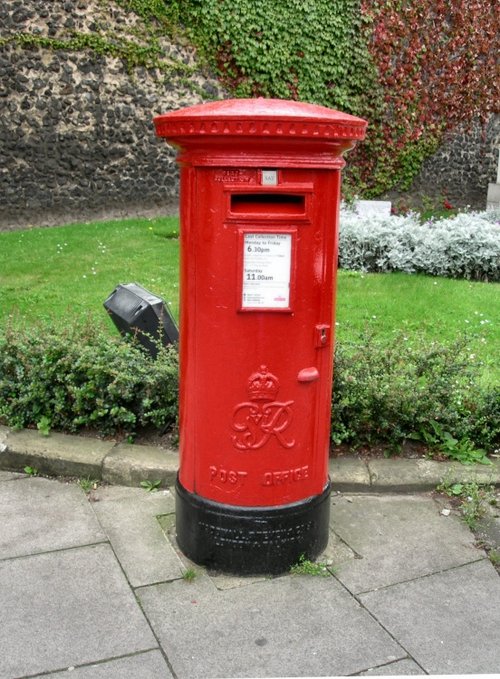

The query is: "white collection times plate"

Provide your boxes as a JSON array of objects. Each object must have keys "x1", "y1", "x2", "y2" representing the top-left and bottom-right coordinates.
[{"x1": 242, "y1": 232, "x2": 292, "y2": 309}]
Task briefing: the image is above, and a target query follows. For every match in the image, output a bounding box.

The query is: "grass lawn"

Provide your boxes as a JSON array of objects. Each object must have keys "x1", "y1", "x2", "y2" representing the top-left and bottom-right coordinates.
[
  {"x1": 336, "y1": 270, "x2": 499, "y2": 383},
  {"x1": 1, "y1": 216, "x2": 498, "y2": 382},
  {"x1": 0, "y1": 216, "x2": 180, "y2": 324}
]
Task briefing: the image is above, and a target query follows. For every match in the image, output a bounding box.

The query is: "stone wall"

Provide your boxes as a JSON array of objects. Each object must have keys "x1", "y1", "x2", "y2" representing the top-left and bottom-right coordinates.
[
  {"x1": 0, "y1": 0, "x2": 497, "y2": 229},
  {"x1": 408, "y1": 115, "x2": 500, "y2": 208},
  {"x1": 0, "y1": 0, "x2": 224, "y2": 230}
]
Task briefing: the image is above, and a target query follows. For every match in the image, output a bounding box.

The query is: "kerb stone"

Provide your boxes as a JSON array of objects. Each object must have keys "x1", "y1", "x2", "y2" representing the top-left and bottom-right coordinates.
[
  {"x1": 0, "y1": 429, "x2": 114, "y2": 478},
  {"x1": 102, "y1": 442, "x2": 178, "y2": 488},
  {"x1": 329, "y1": 457, "x2": 371, "y2": 491},
  {"x1": 369, "y1": 458, "x2": 448, "y2": 491},
  {"x1": 440, "y1": 458, "x2": 500, "y2": 486}
]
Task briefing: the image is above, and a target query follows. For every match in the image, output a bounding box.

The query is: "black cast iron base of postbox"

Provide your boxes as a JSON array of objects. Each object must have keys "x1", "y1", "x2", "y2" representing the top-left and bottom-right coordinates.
[{"x1": 175, "y1": 476, "x2": 331, "y2": 576}]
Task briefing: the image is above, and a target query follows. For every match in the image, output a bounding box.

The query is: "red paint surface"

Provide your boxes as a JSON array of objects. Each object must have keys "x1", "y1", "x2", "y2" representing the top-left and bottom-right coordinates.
[{"x1": 155, "y1": 99, "x2": 366, "y2": 507}]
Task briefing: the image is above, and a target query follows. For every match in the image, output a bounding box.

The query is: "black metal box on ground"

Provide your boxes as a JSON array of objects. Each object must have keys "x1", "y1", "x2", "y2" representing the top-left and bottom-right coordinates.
[{"x1": 103, "y1": 283, "x2": 178, "y2": 358}]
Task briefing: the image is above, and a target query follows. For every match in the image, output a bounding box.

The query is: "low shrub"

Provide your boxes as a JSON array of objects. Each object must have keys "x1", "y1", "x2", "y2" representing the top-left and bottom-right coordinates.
[
  {"x1": 338, "y1": 208, "x2": 500, "y2": 281},
  {"x1": 462, "y1": 386, "x2": 500, "y2": 451},
  {"x1": 0, "y1": 323, "x2": 497, "y2": 455},
  {"x1": 331, "y1": 332, "x2": 498, "y2": 452},
  {"x1": 0, "y1": 322, "x2": 178, "y2": 435}
]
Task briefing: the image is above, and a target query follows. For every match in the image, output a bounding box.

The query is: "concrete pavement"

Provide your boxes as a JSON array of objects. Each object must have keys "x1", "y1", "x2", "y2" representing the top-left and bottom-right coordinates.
[
  {"x1": 1, "y1": 425, "x2": 500, "y2": 677},
  {"x1": 1, "y1": 464, "x2": 500, "y2": 677}
]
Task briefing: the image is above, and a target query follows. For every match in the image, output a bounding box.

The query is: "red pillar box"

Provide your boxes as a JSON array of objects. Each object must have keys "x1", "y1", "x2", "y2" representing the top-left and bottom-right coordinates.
[{"x1": 154, "y1": 99, "x2": 366, "y2": 575}]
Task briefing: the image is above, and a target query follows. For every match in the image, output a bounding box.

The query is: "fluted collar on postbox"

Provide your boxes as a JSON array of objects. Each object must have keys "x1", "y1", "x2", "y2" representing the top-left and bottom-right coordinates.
[{"x1": 154, "y1": 98, "x2": 367, "y2": 168}]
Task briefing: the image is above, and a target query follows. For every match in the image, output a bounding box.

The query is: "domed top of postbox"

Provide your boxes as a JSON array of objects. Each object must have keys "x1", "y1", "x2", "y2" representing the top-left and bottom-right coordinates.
[{"x1": 154, "y1": 98, "x2": 367, "y2": 143}]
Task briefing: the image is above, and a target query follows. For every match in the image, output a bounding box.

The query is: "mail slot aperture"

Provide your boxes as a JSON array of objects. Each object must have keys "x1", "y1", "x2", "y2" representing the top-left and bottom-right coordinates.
[{"x1": 231, "y1": 192, "x2": 305, "y2": 216}]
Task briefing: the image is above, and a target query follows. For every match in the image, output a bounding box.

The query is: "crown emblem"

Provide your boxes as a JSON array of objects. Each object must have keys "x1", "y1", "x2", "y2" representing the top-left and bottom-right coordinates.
[{"x1": 247, "y1": 365, "x2": 279, "y2": 401}]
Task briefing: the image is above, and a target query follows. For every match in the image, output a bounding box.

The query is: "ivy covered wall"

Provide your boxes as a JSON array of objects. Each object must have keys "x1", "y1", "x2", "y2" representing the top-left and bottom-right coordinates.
[
  {"x1": 0, "y1": 0, "x2": 498, "y2": 228},
  {"x1": 168, "y1": 0, "x2": 499, "y2": 200}
]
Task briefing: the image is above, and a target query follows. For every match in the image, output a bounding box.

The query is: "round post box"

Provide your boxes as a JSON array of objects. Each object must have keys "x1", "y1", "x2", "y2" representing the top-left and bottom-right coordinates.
[{"x1": 154, "y1": 98, "x2": 367, "y2": 575}]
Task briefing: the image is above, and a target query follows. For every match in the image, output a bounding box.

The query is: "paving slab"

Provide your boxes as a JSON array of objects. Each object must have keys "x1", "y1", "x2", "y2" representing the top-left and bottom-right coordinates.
[
  {"x1": 0, "y1": 476, "x2": 105, "y2": 559},
  {"x1": 0, "y1": 543, "x2": 157, "y2": 679},
  {"x1": 359, "y1": 559, "x2": 500, "y2": 674},
  {"x1": 138, "y1": 573, "x2": 405, "y2": 678},
  {"x1": 34, "y1": 650, "x2": 173, "y2": 678},
  {"x1": 317, "y1": 522, "x2": 359, "y2": 567},
  {"x1": 102, "y1": 442, "x2": 178, "y2": 487},
  {"x1": 359, "y1": 657, "x2": 424, "y2": 675},
  {"x1": 0, "y1": 470, "x2": 26, "y2": 481},
  {"x1": 1, "y1": 428, "x2": 114, "y2": 478},
  {"x1": 330, "y1": 494, "x2": 482, "y2": 594},
  {"x1": 91, "y1": 485, "x2": 184, "y2": 587},
  {"x1": 475, "y1": 487, "x2": 500, "y2": 556}
]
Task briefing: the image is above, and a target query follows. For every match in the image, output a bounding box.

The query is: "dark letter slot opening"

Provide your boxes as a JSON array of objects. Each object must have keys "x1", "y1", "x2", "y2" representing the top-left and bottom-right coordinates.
[{"x1": 231, "y1": 193, "x2": 305, "y2": 216}]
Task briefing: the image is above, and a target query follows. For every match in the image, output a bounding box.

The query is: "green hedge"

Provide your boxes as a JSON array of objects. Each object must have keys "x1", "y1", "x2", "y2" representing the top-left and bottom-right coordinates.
[
  {"x1": 0, "y1": 323, "x2": 178, "y2": 435},
  {"x1": 165, "y1": 0, "x2": 498, "y2": 197},
  {"x1": 331, "y1": 333, "x2": 499, "y2": 454},
  {"x1": 0, "y1": 323, "x2": 497, "y2": 457},
  {"x1": 167, "y1": 0, "x2": 375, "y2": 114}
]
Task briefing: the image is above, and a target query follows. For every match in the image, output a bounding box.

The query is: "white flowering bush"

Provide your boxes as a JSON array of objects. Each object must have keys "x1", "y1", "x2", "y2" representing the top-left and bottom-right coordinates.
[{"x1": 339, "y1": 208, "x2": 500, "y2": 281}]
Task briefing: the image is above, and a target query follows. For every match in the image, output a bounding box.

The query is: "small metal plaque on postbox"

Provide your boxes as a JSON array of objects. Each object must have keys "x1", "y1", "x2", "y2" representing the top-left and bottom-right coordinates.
[
  {"x1": 261, "y1": 169, "x2": 278, "y2": 186},
  {"x1": 242, "y1": 232, "x2": 292, "y2": 309}
]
